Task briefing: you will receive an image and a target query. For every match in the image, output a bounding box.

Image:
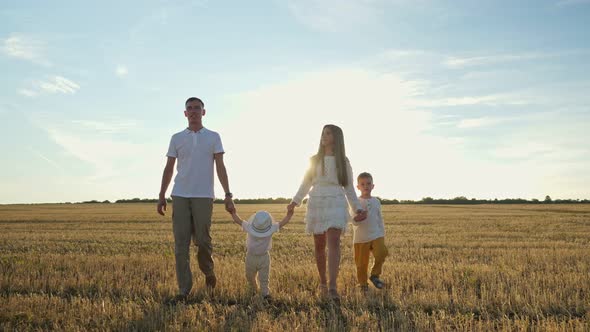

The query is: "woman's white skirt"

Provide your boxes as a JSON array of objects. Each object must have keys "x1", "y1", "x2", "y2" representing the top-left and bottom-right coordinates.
[{"x1": 304, "y1": 195, "x2": 351, "y2": 234}]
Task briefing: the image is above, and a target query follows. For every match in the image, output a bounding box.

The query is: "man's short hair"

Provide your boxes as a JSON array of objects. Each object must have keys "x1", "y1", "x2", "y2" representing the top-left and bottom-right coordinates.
[
  {"x1": 357, "y1": 172, "x2": 373, "y2": 182},
  {"x1": 185, "y1": 97, "x2": 204, "y2": 107}
]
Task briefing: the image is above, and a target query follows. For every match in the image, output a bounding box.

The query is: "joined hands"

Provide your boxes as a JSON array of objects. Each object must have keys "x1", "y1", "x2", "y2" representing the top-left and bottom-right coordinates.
[{"x1": 353, "y1": 209, "x2": 367, "y2": 222}]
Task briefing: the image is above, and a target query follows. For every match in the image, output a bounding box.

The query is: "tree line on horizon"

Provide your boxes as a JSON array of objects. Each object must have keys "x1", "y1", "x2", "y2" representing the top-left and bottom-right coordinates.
[{"x1": 76, "y1": 195, "x2": 590, "y2": 205}]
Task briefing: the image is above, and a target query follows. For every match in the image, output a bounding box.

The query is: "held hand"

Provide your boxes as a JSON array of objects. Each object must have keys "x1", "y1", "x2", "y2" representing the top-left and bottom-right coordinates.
[
  {"x1": 287, "y1": 202, "x2": 297, "y2": 213},
  {"x1": 157, "y1": 197, "x2": 167, "y2": 216},
  {"x1": 354, "y1": 209, "x2": 367, "y2": 222},
  {"x1": 224, "y1": 197, "x2": 235, "y2": 214}
]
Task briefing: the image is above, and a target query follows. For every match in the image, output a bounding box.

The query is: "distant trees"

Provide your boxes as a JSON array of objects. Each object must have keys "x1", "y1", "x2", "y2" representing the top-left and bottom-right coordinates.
[
  {"x1": 378, "y1": 196, "x2": 588, "y2": 205},
  {"x1": 75, "y1": 195, "x2": 589, "y2": 205},
  {"x1": 114, "y1": 198, "x2": 170, "y2": 203},
  {"x1": 80, "y1": 200, "x2": 111, "y2": 204},
  {"x1": 213, "y1": 197, "x2": 292, "y2": 204}
]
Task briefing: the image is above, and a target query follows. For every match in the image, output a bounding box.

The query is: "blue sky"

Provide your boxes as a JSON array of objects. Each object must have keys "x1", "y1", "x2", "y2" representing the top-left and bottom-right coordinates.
[{"x1": 1, "y1": 0, "x2": 589, "y2": 203}]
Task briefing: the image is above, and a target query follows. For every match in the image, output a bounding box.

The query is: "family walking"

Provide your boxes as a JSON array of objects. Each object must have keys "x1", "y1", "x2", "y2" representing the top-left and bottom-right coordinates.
[{"x1": 157, "y1": 97, "x2": 388, "y2": 302}]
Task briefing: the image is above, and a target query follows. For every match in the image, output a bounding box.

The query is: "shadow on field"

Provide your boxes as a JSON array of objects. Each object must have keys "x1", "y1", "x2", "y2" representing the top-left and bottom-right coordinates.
[
  {"x1": 124, "y1": 281, "x2": 403, "y2": 330},
  {"x1": 125, "y1": 289, "x2": 256, "y2": 331},
  {"x1": 317, "y1": 299, "x2": 349, "y2": 331},
  {"x1": 125, "y1": 302, "x2": 173, "y2": 331}
]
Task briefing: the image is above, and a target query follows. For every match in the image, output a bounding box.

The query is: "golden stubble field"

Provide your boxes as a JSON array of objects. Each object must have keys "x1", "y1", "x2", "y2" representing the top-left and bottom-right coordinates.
[{"x1": 1, "y1": 203, "x2": 589, "y2": 331}]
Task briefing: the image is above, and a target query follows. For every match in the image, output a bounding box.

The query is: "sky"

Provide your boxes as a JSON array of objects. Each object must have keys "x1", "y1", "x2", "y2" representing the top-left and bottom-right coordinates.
[{"x1": 1, "y1": 0, "x2": 589, "y2": 204}]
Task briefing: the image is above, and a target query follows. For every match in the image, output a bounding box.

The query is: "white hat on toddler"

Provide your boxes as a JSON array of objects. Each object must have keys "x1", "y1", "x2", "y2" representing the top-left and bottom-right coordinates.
[{"x1": 246, "y1": 211, "x2": 275, "y2": 237}]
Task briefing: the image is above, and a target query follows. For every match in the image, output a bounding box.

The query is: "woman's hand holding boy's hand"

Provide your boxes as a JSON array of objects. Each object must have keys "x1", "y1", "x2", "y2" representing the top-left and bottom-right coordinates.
[
  {"x1": 287, "y1": 202, "x2": 297, "y2": 213},
  {"x1": 354, "y1": 209, "x2": 367, "y2": 222}
]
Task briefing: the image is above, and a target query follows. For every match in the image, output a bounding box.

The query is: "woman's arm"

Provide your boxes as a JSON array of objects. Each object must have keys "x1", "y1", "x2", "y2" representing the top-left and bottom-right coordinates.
[
  {"x1": 278, "y1": 209, "x2": 294, "y2": 228},
  {"x1": 291, "y1": 158, "x2": 315, "y2": 207},
  {"x1": 343, "y1": 158, "x2": 362, "y2": 213}
]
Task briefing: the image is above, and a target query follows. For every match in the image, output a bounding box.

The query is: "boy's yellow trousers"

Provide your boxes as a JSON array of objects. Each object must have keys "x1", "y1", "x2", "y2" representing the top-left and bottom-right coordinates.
[{"x1": 354, "y1": 237, "x2": 388, "y2": 286}]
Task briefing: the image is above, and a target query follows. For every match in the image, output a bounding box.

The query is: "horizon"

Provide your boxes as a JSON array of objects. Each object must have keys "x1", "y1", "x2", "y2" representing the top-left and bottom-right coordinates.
[
  {"x1": 3, "y1": 194, "x2": 588, "y2": 206},
  {"x1": 1, "y1": 0, "x2": 589, "y2": 204}
]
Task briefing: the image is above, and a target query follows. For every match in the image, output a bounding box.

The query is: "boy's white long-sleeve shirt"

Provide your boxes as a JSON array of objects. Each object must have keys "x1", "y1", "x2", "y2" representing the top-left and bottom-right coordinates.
[{"x1": 351, "y1": 197, "x2": 385, "y2": 244}]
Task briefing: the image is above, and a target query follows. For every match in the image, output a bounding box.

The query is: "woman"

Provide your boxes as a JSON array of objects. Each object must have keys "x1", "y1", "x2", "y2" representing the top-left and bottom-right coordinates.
[{"x1": 287, "y1": 124, "x2": 366, "y2": 300}]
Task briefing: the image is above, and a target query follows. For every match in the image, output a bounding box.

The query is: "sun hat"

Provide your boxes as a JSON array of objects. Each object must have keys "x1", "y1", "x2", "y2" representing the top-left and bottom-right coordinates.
[{"x1": 246, "y1": 211, "x2": 275, "y2": 238}]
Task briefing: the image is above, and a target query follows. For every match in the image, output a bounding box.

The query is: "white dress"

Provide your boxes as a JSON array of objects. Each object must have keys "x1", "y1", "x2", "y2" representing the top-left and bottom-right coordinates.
[{"x1": 292, "y1": 156, "x2": 362, "y2": 234}]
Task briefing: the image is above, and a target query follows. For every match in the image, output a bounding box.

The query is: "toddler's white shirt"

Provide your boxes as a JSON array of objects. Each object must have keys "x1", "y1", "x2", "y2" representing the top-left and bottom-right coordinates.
[{"x1": 242, "y1": 222, "x2": 280, "y2": 255}]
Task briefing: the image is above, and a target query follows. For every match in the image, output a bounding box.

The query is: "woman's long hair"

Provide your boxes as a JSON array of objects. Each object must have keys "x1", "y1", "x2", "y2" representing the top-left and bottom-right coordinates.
[{"x1": 306, "y1": 124, "x2": 348, "y2": 187}]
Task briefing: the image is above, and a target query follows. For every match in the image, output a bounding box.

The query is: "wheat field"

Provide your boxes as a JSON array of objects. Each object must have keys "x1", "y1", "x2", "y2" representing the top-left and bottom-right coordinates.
[{"x1": 0, "y1": 203, "x2": 589, "y2": 331}]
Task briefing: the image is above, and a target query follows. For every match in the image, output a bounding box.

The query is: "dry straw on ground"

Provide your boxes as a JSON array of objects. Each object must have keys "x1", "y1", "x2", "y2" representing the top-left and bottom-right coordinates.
[{"x1": 1, "y1": 203, "x2": 589, "y2": 330}]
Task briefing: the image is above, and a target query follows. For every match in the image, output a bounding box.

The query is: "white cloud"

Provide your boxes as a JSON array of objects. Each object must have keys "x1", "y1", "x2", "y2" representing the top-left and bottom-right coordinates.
[
  {"x1": 18, "y1": 89, "x2": 38, "y2": 98},
  {"x1": 129, "y1": 2, "x2": 209, "y2": 41},
  {"x1": 70, "y1": 119, "x2": 138, "y2": 134},
  {"x1": 443, "y1": 53, "x2": 549, "y2": 68},
  {"x1": 116, "y1": 65, "x2": 128, "y2": 77},
  {"x1": 287, "y1": 0, "x2": 383, "y2": 32},
  {"x1": 364, "y1": 49, "x2": 439, "y2": 72},
  {"x1": 2, "y1": 34, "x2": 50, "y2": 66},
  {"x1": 457, "y1": 116, "x2": 506, "y2": 129},
  {"x1": 37, "y1": 76, "x2": 80, "y2": 94},
  {"x1": 217, "y1": 67, "x2": 559, "y2": 200},
  {"x1": 16, "y1": 115, "x2": 165, "y2": 203},
  {"x1": 27, "y1": 146, "x2": 63, "y2": 171},
  {"x1": 18, "y1": 76, "x2": 80, "y2": 97},
  {"x1": 44, "y1": 125, "x2": 146, "y2": 181},
  {"x1": 412, "y1": 93, "x2": 531, "y2": 107},
  {"x1": 492, "y1": 143, "x2": 554, "y2": 160},
  {"x1": 442, "y1": 51, "x2": 590, "y2": 69}
]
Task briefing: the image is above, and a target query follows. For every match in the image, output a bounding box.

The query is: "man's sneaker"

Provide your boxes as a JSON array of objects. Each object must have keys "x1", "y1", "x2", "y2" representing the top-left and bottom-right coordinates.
[
  {"x1": 205, "y1": 274, "x2": 217, "y2": 289},
  {"x1": 369, "y1": 275, "x2": 384, "y2": 289}
]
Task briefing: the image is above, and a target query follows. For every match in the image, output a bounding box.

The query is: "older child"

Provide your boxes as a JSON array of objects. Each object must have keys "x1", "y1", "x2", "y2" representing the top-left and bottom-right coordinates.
[
  {"x1": 230, "y1": 209, "x2": 293, "y2": 298},
  {"x1": 352, "y1": 172, "x2": 388, "y2": 292}
]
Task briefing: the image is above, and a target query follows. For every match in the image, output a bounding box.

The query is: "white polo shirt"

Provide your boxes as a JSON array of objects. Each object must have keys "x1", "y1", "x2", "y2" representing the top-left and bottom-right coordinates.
[{"x1": 166, "y1": 127, "x2": 224, "y2": 198}]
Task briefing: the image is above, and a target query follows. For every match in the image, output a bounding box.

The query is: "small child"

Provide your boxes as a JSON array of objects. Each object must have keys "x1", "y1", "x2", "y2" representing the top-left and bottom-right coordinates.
[
  {"x1": 352, "y1": 172, "x2": 389, "y2": 292},
  {"x1": 230, "y1": 209, "x2": 293, "y2": 298}
]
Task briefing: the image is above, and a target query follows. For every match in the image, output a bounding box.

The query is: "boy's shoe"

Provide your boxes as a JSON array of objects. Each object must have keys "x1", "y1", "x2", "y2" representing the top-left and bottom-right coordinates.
[
  {"x1": 263, "y1": 294, "x2": 272, "y2": 301},
  {"x1": 369, "y1": 275, "x2": 384, "y2": 289},
  {"x1": 318, "y1": 284, "x2": 328, "y2": 298},
  {"x1": 205, "y1": 274, "x2": 217, "y2": 289}
]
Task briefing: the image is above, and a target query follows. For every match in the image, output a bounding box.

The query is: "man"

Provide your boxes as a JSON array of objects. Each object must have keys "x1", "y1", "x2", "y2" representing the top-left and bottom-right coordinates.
[{"x1": 157, "y1": 97, "x2": 235, "y2": 300}]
